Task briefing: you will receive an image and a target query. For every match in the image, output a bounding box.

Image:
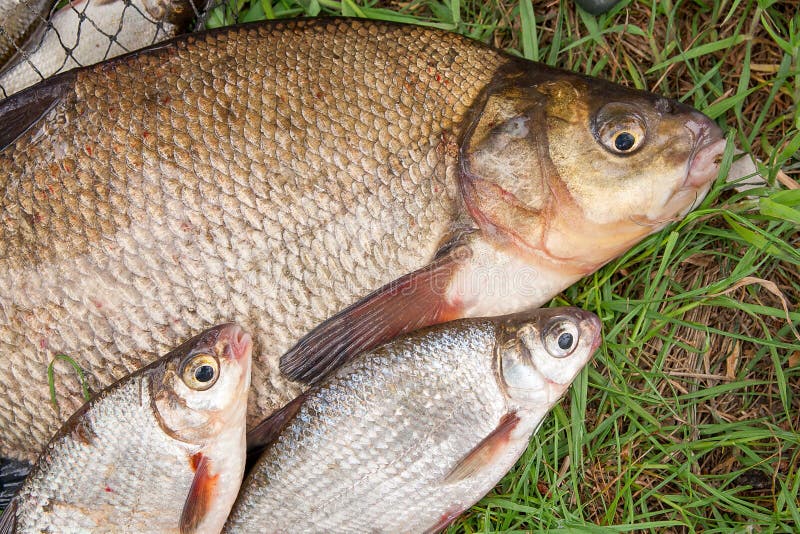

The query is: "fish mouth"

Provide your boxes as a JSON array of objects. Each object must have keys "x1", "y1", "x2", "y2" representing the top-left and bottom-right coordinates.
[
  {"x1": 219, "y1": 324, "x2": 253, "y2": 364},
  {"x1": 683, "y1": 113, "x2": 726, "y2": 190},
  {"x1": 583, "y1": 314, "x2": 603, "y2": 354}
]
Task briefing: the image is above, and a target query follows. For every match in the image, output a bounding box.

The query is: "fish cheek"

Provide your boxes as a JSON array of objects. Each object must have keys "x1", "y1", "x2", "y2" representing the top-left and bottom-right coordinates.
[
  {"x1": 151, "y1": 372, "x2": 215, "y2": 444},
  {"x1": 459, "y1": 92, "x2": 551, "y2": 246}
]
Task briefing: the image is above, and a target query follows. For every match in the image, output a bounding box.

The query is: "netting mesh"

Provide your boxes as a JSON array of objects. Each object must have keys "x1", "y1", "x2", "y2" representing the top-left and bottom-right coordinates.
[{"x1": 0, "y1": 0, "x2": 225, "y2": 98}]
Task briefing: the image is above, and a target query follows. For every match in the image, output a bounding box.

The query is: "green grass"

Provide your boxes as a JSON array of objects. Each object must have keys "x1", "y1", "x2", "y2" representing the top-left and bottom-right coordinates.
[
  {"x1": 199, "y1": 0, "x2": 800, "y2": 531},
  {"x1": 0, "y1": 1, "x2": 792, "y2": 530}
]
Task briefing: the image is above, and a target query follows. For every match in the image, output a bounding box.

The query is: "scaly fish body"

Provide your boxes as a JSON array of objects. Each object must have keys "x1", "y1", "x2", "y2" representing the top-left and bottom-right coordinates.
[
  {"x1": 226, "y1": 307, "x2": 601, "y2": 532},
  {"x1": 0, "y1": 19, "x2": 724, "y2": 461},
  {"x1": 0, "y1": 0, "x2": 52, "y2": 68},
  {"x1": 0, "y1": 323, "x2": 252, "y2": 533},
  {"x1": 0, "y1": 0, "x2": 197, "y2": 98}
]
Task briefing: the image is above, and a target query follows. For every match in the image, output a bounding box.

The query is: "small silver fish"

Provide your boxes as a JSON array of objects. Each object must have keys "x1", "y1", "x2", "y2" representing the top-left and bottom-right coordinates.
[
  {"x1": 0, "y1": 0, "x2": 198, "y2": 98},
  {"x1": 0, "y1": 0, "x2": 53, "y2": 67},
  {"x1": 0, "y1": 323, "x2": 251, "y2": 533},
  {"x1": 226, "y1": 307, "x2": 601, "y2": 533}
]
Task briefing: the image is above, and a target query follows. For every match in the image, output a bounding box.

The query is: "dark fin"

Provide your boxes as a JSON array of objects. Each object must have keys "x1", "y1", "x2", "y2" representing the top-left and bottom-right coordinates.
[
  {"x1": 279, "y1": 245, "x2": 472, "y2": 384},
  {"x1": 180, "y1": 454, "x2": 218, "y2": 534},
  {"x1": 0, "y1": 71, "x2": 75, "y2": 150},
  {"x1": 443, "y1": 412, "x2": 520, "y2": 483},
  {"x1": 0, "y1": 498, "x2": 17, "y2": 534},
  {"x1": 246, "y1": 394, "x2": 307, "y2": 458},
  {"x1": 0, "y1": 458, "x2": 30, "y2": 510}
]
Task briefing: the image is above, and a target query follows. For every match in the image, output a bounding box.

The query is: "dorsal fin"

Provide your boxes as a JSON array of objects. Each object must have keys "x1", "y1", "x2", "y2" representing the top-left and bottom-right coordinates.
[{"x1": 0, "y1": 71, "x2": 75, "y2": 151}]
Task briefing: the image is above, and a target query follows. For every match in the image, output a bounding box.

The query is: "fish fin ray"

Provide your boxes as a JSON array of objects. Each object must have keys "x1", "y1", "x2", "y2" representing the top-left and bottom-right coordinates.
[
  {"x1": 424, "y1": 507, "x2": 464, "y2": 534},
  {"x1": 0, "y1": 499, "x2": 17, "y2": 534},
  {"x1": 279, "y1": 245, "x2": 471, "y2": 385},
  {"x1": 180, "y1": 454, "x2": 218, "y2": 534},
  {"x1": 443, "y1": 412, "x2": 520, "y2": 484},
  {"x1": 246, "y1": 393, "x2": 306, "y2": 460},
  {"x1": 0, "y1": 72, "x2": 75, "y2": 149}
]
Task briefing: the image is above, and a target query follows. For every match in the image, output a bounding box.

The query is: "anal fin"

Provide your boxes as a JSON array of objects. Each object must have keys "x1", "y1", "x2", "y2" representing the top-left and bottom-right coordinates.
[
  {"x1": 443, "y1": 412, "x2": 520, "y2": 484},
  {"x1": 180, "y1": 453, "x2": 218, "y2": 534},
  {"x1": 279, "y1": 244, "x2": 472, "y2": 385}
]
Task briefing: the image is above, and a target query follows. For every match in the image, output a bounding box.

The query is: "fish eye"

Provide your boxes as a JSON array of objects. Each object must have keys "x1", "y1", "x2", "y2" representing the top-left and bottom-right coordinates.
[
  {"x1": 181, "y1": 353, "x2": 220, "y2": 391},
  {"x1": 594, "y1": 106, "x2": 647, "y2": 155},
  {"x1": 542, "y1": 319, "x2": 580, "y2": 358}
]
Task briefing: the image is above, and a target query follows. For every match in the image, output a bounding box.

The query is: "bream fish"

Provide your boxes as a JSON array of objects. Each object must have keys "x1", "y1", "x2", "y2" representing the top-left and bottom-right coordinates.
[
  {"x1": 0, "y1": 323, "x2": 251, "y2": 533},
  {"x1": 0, "y1": 18, "x2": 725, "y2": 461},
  {"x1": 0, "y1": 0, "x2": 199, "y2": 98},
  {"x1": 226, "y1": 307, "x2": 601, "y2": 533}
]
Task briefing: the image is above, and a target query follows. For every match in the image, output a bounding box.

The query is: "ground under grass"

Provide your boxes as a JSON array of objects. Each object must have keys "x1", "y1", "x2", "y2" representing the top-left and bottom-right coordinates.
[{"x1": 201, "y1": 0, "x2": 800, "y2": 531}]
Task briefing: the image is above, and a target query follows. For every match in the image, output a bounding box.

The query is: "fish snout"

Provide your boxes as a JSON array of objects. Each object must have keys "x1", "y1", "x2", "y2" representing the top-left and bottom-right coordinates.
[
  {"x1": 574, "y1": 310, "x2": 602, "y2": 353},
  {"x1": 218, "y1": 324, "x2": 253, "y2": 364},
  {"x1": 682, "y1": 110, "x2": 726, "y2": 189}
]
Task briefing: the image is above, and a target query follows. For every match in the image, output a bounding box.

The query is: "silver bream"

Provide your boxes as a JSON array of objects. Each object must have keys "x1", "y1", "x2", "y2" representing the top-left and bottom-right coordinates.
[{"x1": 225, "y1": 307, "x2": 601, "y2": 533}]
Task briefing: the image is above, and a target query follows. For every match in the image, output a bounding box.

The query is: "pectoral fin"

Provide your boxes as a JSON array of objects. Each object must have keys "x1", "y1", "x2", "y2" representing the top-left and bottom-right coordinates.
[
  {"x1": 279, "y1": 244, "x2": 472, "y2": 385},
  {"x1": 180, "y1": 454, "x2": 218, "y2": 534},
  {"x1": 0, "y1": 499, "x2": 17, "y2": 534},
  {"x1": 0, "y1": 72, "x2": 75, "y2": 149},
  {"x1": 443, "y1": 412, "x2": 520, "y2": 484}
]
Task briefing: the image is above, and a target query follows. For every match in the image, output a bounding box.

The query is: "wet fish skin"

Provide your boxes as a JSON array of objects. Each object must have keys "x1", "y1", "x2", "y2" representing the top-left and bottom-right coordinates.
[
  {"x1": 0, "y1": 0, "x2": 198, "y2": 98},
  {"x1": 1, "y1": 324, "x2": 251, "y2": 533},
  {"x1": 226, "y1": 307, "x2": 601, "y2": 533},
  {"x1": 0, "y1": 0, "x2": 52, "y2": 67},
  {"x1": 0, "y1": 19, "x2": 724, "y2": 461}
]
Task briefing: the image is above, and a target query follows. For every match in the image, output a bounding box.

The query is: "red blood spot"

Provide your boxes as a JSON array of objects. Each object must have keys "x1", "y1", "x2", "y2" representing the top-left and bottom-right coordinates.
[
  {"x1": 162, "y1": 97, "x2": 171, "y2": 105},
  {"x1": 47, "y1": 185, "x2": 55, "y2": 195},
  {"x1": 435, "y1": 73, "x2": 442, "y2": 83},
  {"x1": 315, "y1": 91, "x2": 322, "y2": 98},
  {"x1": 90, "y1": 298, "x2": 104, "y2": 310},
  {"x1": 143, "y1": 131, "x2": 150, "y2": 140},
  {"x1": 85, "y1": 145, "x2": 92, "y2": 156},
  {"x1": 105, "y1": 486, "x2": 113, "y2": 493},
  {"x1": 39, "y1": 338, "x2": 47, "y2": 350}
]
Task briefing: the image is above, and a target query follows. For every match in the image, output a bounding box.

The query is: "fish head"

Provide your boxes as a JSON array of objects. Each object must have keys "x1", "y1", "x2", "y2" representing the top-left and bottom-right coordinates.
[
  {"x1": 141, "y1": 0, "x2": 200, "y2": 26},
  {"x1": 459, "y1": 61, "x2": 726, "y2": 273},
  {"x1": 495, "y1": 307, "x2": 601, "y2": 407},
  {"x1": 151, "y1": 323, "x2": 252, "y2": 443}
]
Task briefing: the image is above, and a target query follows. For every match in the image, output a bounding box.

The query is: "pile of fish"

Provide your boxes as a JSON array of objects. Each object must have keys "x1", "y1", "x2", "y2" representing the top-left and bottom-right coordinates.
[{"x1": 0, "y1": 15, "x2": 725, "y2": 533}]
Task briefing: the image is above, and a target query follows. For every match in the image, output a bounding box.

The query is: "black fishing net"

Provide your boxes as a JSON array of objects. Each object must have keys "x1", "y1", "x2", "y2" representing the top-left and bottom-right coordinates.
[{"x1": 0, "y1": 0, "x2": 235, "y2": 98}]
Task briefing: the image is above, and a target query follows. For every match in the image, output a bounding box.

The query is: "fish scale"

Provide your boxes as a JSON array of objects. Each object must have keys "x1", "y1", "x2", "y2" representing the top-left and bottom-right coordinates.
[{"x1": 0, "y1": 19, "x2": 487, "y2": 460}]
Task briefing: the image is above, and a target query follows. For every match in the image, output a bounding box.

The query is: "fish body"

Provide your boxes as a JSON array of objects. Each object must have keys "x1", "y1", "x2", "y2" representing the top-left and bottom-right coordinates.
[
  {"x1": 0, "y1": 18, "x2": 724, "y2": 461},
  {"x1": 0, "y1": 0, "x2": 198, "y2": 98},
  {"x1": 0, "y1": 324, "x2": 251, "y2": 533},
  {"x1": 226, "y1": 307, "x2": 601, "y2": 532},
  {"x1": 0, "y1": 0, "x2": 52, "y2": 68}
]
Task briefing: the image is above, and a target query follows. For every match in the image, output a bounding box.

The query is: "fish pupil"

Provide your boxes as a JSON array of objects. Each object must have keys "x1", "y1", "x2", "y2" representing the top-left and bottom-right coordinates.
[
  {"x1": 557, "y1": 333, "x2": 573, "y2": 350},
  {"x1": 195, "y1": 365, "x2": 215, "y2": 383},
  {"x1": 614, "y1": 132, "x2": 635, "y2": 151}
]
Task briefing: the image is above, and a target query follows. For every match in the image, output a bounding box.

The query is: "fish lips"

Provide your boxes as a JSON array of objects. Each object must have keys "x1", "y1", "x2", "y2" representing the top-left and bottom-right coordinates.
[
  {"x1": 217, "y1": 324, "x2": 253, "y2": 364},
  {"x1": 683, "y1": 114, "x2": 727, "y2": 190}
]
